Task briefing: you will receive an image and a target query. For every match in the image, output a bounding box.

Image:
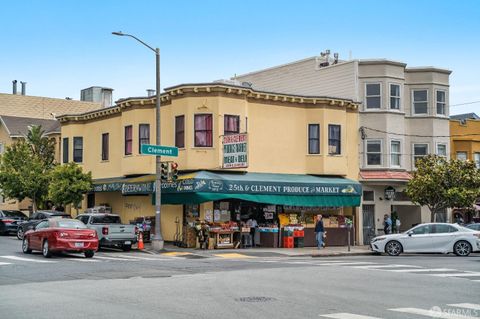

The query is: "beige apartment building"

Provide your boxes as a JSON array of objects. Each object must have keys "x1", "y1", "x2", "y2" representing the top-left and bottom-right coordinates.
[{"x1": 236, "y1": 54, "x2": 451, "y2": 243}]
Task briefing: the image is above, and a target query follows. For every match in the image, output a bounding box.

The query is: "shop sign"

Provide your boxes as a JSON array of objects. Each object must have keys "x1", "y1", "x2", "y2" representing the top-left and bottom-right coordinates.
[
  {"x1": 93, "y1": 182, "x2": 123, "y2": 192},
  {"x1": 222, "y1": 133, "x2": 248, "y2": 168},
  {"x1": 122, "y1": 182, "x2": 154, "y2": 195}
]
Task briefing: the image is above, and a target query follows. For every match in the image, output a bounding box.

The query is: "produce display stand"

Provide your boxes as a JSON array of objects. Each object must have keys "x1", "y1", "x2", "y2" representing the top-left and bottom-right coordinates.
[{"x1": 210, "y1": 229, "x2": 236, "y2": 249}]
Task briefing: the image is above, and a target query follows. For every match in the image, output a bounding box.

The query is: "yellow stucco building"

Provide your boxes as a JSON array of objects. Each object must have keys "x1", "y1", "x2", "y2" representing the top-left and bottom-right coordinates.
[
  {"x1": 58, "y1": 82, "x2": 362, "y2": 246},
  {"x1": 450, "y1": 114, "x2": 480, "y2": 167}
]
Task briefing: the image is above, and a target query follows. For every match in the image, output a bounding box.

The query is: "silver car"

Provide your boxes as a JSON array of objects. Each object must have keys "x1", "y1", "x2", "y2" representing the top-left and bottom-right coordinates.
[{"x1": 371, "y1": 223, "x2": 480, "y2": 256}]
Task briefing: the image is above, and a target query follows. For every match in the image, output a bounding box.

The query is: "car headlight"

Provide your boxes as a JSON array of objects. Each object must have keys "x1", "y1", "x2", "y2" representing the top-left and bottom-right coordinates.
[{"x1": 372, "y1": 236, "x2": 386, "y2": 243}]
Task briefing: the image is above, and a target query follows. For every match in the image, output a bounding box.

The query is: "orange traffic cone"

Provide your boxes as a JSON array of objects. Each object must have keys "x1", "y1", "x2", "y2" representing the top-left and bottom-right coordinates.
[{"x1": 138, "y1": 231, "x2": 144, "y2": 250}]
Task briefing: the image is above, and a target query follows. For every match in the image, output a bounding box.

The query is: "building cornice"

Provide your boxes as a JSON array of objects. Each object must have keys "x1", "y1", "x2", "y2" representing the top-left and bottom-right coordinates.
[{"x1": 58, "y1": 83, "x2": 361, "y2": 123}]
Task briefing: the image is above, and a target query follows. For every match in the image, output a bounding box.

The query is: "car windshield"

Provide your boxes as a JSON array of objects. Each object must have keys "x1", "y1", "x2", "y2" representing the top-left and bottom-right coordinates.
[
  {"x1": 91, "y1": 215, "x2": 122, "y2": 224},
  {"x1": 3, "y1": 210, "x2": 27, "y2": 218},
  {"x1": 54, "y1": 220, "x2": 87, "y2": 229}
]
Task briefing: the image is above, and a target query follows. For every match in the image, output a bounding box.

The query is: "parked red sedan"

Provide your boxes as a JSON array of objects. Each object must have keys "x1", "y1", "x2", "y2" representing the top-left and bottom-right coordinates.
[{"x1": 22, "y1": 218, "x2": 98, "y2": 258}]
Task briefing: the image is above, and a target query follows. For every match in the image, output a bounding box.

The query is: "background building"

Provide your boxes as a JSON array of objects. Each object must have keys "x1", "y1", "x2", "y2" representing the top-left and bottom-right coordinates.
[{"x1": 236, "y1": 53, "x2": 452, "y2": 243}]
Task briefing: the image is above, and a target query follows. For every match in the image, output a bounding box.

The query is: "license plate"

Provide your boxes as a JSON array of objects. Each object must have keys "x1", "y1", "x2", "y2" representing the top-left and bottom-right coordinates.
[
  {"x1": 75, "y1": 242, "x2": 84, "y2": 248},
  {"x1": 124, "y1": 241, "x2": 131, "y2": 245}
]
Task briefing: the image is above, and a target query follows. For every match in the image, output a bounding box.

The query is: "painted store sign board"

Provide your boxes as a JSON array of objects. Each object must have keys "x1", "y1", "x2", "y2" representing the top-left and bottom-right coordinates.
[
  {"x1": 141, "y1": 144, "x2": 178, "y2": 157},
  {"x1": 222, "y1": 133, "x2": 248, "y2": 168}
]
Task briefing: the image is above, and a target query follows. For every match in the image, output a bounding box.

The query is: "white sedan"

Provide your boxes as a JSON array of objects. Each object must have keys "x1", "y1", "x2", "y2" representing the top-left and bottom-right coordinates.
[{"x1": 371, "y1": 223, "x2": 480, "y2": 256}]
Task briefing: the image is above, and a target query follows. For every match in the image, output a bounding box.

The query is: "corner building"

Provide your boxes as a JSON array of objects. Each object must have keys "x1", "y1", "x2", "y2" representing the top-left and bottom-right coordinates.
[{"x1": 59, "y1": 83, "x2": 362, "y2": 246}]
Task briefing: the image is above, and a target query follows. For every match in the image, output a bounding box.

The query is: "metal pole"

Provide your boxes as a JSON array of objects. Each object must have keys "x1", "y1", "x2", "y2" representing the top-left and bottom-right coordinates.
[{"x1": 152, "y1": 48, "x2": 164, "y2": 251}]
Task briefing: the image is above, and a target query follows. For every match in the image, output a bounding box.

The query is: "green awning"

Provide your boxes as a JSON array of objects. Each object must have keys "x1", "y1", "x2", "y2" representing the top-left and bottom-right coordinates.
[{"x1": 94, "y1": 171, "x2": 362, "y2": 207}]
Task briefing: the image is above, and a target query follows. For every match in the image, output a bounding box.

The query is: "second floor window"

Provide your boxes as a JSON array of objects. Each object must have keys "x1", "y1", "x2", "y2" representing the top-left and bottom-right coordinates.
[
  {"x1": 413, "y1": 143, "x2": 428, "y2": 167},
  {"x1": 436, "y1": 144, "x2": 447, "y2": 158},
  {"x1": 125, "y1": 125, "x2": 133, "y2": 155},
  {"x1": 457, "y1": 151, "x2": 467, "y2": 161},
  {"x1": 390, "y1": 84, "x2": 401, "y2": 109},
  {"x1": 175, "y1": 115, "x2": 185, "y2": 148},
  {"x1": 308, "y1": 124, "x2": 320, "y2": 154},
  {"x1": 73, "y1": 137, "x2": 83, "y2": 163},
  {"x1": 391, "y1": 140, "x2": 401, "y2": 166},
  {"x1": 224, "y1": 115, "x2": 240, "y2": 135},
  {"x1": 102, "y1": 133, "x2": 109, "y2": 161},
  {"x1": 62, "y1": 138, "x2": 69, "y2": 163},
  {"x1": 139, "y1": 124, "x2": 150, "y2": 153},
  {"x1": 328, "y1": 124, "x2": 341, "y2": 155},
  {"x1": 413, "y1": 90, "x2": 428, "y2": 114},
  {"x1": 366, "y1": 140, "x2": 382, "y2": 165},
  {"x1": 436, "y1": 90, "x2": 446, "y2": 115},
  {"x1": 194, "y1": 114, "x2": 213, "y2": 147},
  {"x1": 365, "y1": 83, "x2": 381, "y2": 109},
  {"x1": 474, "y1": 153, "x2": 480, "y2": 168}
]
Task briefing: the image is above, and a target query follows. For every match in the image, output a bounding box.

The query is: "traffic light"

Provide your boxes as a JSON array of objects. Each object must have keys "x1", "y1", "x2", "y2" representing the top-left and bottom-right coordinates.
[
  {"x1": 170, "y1": 162, "x2": 179, "y2": 181},
  {"x1": 160, "y1": 162, "x2": 169, "y2": 181}
]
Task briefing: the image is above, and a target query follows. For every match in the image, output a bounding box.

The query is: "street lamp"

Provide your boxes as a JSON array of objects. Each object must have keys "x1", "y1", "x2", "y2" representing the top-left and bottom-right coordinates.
[{"x1": 112, "y1": 31, "x2": 164, "y2": 250}]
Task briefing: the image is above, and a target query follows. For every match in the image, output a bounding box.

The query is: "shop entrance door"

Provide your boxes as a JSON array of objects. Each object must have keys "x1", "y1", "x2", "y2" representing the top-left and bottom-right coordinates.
[{"x1": 362, "y1": 205, "x2": 375, "y2": 245}]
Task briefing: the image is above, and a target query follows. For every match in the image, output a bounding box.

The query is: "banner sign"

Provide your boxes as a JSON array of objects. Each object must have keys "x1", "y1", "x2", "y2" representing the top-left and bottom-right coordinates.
[{"x1": 222, "y1": 133, "x2": 248, "y2": 168}]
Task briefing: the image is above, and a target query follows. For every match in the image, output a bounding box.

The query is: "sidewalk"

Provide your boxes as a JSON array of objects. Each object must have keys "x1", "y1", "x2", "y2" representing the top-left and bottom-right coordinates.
[{"x1": 139, "y1": 242, "x2": 374, "y2": 258}]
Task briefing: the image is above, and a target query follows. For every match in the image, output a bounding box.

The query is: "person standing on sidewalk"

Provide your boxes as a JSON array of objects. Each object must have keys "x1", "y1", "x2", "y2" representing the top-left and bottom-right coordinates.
[
  {"x1": 395, "y1": 217, "x2": 401, "y2": 233},
  {"x1": 315, "y1": 214, "x2": 324, "y2": 249}
]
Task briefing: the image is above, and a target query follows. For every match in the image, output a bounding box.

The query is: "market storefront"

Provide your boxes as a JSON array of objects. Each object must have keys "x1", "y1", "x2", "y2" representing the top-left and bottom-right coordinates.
[{"x1": 91, "y1": 171, "x2": 361, "y2": 248}]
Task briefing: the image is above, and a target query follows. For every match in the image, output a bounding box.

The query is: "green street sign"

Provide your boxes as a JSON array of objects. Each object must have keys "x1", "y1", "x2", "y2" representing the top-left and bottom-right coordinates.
[{"x1": 141, "y1": 144, "x2": 178, "y2": 157}]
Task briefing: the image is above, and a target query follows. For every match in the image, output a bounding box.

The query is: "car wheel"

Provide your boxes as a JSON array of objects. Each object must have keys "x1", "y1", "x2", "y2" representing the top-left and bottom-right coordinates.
[
  {"x1": 122, "y1": 244, "x2": 132, "y2": 252},
  {"x1": 42, "y1": 240, "x2": 52, "y2": 258},
  {"x1": 22, "y1": 238, "x2": 32, "y2": 254},
  {"x1": 454, "y1": 240, "x2": 472, "y2": 257},
  {"x1": 385, "y1": 240, "x2": 403, "y2": 256},
  {"x1": 84, "y1": 250, "x2": 95, "y2": 258},
  {"x1": 17, "y1": 227, "x2": 24, "y2": 240}
]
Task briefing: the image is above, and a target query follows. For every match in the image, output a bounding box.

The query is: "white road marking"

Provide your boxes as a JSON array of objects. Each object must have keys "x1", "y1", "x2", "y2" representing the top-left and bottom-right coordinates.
[
  {"x1": 388, "y1": 268, "x2": 456, "y2": 273},
  {"x1": 319, "y1": 313, "x2": 382, "y2": 319},
  {"x1": 390, "y1": 307, "x2": 479, "y2": 319},
  {"x1": 315, "y1": 262, "x2": 377, "y2": 266},
  {"x1": 112, "y1": 254, "x2": 174, "y2": 261},
  {"x1": 352, "y1": 264, "x2": 422, "y2": 269},
  {"x1": 65, "y1": 258, "x2": 100, "y2": 263},
  {"x1": 0, "y1": 255, "x2": 55, "y2": 263},
  {"x1": 94, "y1": 256, "x2": 140, "y2": 261},
  {"x1": 0, "y1": 262, "x2": 12, "y2": 266},
  {"x1": 448, "y1": 303, "x2": 480, "y2": 310},
  {"x1": 431, "y1": 272, "x2": 480, "y2": 277}
]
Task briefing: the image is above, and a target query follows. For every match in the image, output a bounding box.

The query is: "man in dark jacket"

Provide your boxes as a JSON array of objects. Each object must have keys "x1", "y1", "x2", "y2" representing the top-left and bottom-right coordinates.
[{"x1": 315, "y1": 214, "x2": 325, "y2": 249}]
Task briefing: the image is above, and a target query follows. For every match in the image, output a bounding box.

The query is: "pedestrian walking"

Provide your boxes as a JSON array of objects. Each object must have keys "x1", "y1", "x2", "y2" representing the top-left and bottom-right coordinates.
[
  {"x1": 315, "y1": 214, "x2": 324, "y2": 249},
  {"x1": 384, "y1": 214, "x2": 392, "y2": 234}
]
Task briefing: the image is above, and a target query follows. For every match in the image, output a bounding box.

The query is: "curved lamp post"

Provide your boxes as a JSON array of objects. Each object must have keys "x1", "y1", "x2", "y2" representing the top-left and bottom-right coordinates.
[{"x1": 112, "y1": 31, "x2": 164, "y2": 250}]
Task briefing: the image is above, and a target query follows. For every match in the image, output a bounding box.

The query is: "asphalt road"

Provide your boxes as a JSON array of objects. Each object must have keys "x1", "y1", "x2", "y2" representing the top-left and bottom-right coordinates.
[{"x1": 1, "y1": 235, "x2": 479, "y2": 319}]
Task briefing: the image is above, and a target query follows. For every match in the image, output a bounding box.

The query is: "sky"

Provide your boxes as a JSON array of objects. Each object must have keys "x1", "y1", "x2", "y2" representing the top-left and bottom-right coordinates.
[{"x1": 0, "y1": 0, "x2": 479, "y2": 115}]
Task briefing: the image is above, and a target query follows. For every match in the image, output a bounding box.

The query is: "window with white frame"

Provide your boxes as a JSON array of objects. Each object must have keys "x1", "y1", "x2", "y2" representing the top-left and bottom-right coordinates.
[
  {"x1": 365, "y1": 83, "x2": 381, "y2": 109},
  {"x1": 475, "y1": 153, "x2": 480, "y2": 168},
  {"x1": 436, "y1": 90, "x2": 446, "y2": 115},
  {"x1": 456, "y1": 151, "x2": 467, "y2": 161},
  {"x1": 391, "y1": 140, "x2": 401, "y2": 166},
  {"x1": 413, "y1": 144, "x2": 428, "y2": 167},
  {"x1": 390, "y1": 84, "x2": 401, "y2": 110},
  {"x1": 366, "y1": 140, "x2": 382, "y2": 165},
  {"x1": 413, "y1": 90, "x2": 428, "y2": 114},
  {"x1": 436, "y1": 144, "x2": 447, "y2": 158}
]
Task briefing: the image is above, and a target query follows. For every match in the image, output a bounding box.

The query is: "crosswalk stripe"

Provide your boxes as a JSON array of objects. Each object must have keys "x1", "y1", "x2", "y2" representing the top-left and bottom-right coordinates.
[
  {"x1": 214, "y1": 253, "x2": 256, "y2": 259},
  {"x1": 352, "y1": 264, "x2": 421, "y2": 269},
  {"x1": 319, "y1": 313, "x2": 382, "y2": 319},
  {"x1": 315, "y1": 262, "x2": 376, "y2": 266},
  {"x1": 0, "y1": 262, "x2": 12, "y2": 266},
  {"x1": 431, "y1": 272, "x2": 480, "y2": 277},
  {"x1": 94, "y1": 256, "x2": 139, "y2": 261},
  {"x1": 388, "y1": 268, "x2": 456, "y2": 273},
  {"x1": 65, "y1": 258, "x2": 100, "y2": 263},
  {"x1": 390, "y1": 307, "x2": 479, "y2": 319},
  {"x1": 447, "y1": 303, "x2": 480, "y2": 310},
  {"x1": 0, "y1": 255, "x2": 55, "y2": 263},
  {"x1": 112, "y1": 254, "x2": 174, "y2": 261}
]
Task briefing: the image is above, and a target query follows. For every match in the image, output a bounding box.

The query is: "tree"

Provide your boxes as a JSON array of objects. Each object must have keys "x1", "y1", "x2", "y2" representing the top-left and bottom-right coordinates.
[
  {"x1": 406, "y1": 155, "x2": 480, "y2": 222},
  {"x1": 0, "y1": 141, "x2": 52, "y2": 211},
  {"x1": 48, "y1": 162, "x2": 92, "y2": 212},
  {"x1": 25, "y1": 125, "x2": 56, "y2": 169}
]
